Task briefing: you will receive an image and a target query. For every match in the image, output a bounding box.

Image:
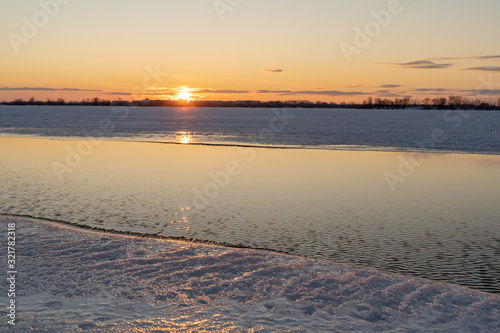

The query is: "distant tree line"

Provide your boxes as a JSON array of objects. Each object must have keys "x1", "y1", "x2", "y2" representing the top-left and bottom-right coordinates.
[
  {"x1": 2, "y1": 96, "x2": 500, "y2": 110},
  {"x1": 359, "y1": 96, "x2": 500, "y2": 110}
]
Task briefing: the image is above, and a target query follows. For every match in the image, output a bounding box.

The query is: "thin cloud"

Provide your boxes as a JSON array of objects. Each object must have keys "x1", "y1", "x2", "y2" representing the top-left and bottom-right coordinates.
[
  {"x1": 380, "y1": 85, "x2": 402, "y2": 88},
  {"x1": 379, "y1": 60, "x2": 454, "y2": 69},
  {"x1": 265, "y1": 69, "x2": 284, "y2": 73},
  {"x1": 296, "y1": 90, "x2": 368, "y2": 96},
  {"x1": 377, "y1": 92, "x2": 408, "y2": 98},
  {"x1": 412, "y1": 88, "x2": 450, "y2": 92},
  {"x1": 475, "y1": 55, "x2": 500, "y2": 60},
  {"x1": 410, "y1": 88, "x2": 459, "y2": 96},
  {"x1": 463, "y1": 89, "x2": 500, "y2": 96},
  {"x1": 257, "y1": 90, "x2": 293, "y2": 94},
  {"x1": 110, "y1": 88, "x2": 252, "y2": 97},
  {"x1": 462, "y1": 66, "x2": 500, "y2": 72},
  {"x1": 375, "y1": 88, "x2": 409, "y2": 98},
  {"x1": 257, "y1": 90, "x2": 368, "y2": 96},
  {"x1": 195, "y1": 89, "x2": 251, "y2": 94},
  {"x1": 0, "y1": 87, "x2": 101, "y2": 92},
  {"x1": 104, "y1": 92, "x2": 132, "y2": 96},
  {"x1": 433, "y1": 55, "x2": 500, "y2": 61},
  {"x1": 131, "y1": 88, "x2": 179, "y2": 96},
  {"x1": 411, "y1": 88, "x2": 500, "y2": 96}
]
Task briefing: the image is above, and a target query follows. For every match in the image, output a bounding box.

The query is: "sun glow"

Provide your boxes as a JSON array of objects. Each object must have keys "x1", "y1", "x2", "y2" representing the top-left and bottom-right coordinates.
[{"x1": 178, "y1": 91, "x2": 191, "y2": 101}]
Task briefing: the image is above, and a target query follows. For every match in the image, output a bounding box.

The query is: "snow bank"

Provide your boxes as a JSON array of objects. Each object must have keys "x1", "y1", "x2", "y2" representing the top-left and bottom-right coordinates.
[{"x1": 1, "y1": 216, "x2": 498, "y2": 332}]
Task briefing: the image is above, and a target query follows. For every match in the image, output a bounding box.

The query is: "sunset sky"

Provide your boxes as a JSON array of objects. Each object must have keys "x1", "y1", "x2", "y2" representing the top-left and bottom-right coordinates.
[{"x1": 1, "y1": 0, "x2": 500, "y2": 103}]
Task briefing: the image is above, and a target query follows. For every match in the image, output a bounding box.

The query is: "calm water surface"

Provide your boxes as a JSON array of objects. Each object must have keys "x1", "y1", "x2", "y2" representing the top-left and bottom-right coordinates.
[{"x1": 1, "y1": 137, "x2": 499, "y2": 293}]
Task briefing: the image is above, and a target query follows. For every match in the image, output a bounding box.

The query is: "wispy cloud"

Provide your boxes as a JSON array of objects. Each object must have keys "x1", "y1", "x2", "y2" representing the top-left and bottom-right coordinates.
[
  {"x1": 130, "y1": 88, "x2": 178, "y2": 96},
  {"x1": 257, "y1": 90, "x2": 368, "y2": 96},
  {"x1": 0, "y1": 87, "x2": 101, "y2": 92},
  {"x1": 462, "y1": 66, "x2": 500, "y2": 72},
  {"x1": 475, "y1": 55, "x2": 500, "y2": 61},
  {"x1": 257, "y1": 90, "x2": 293, "y2": 94},
  {"x1": 194, "y1": 89, "x2": 251, "y2": 94},
  {"x1": 265, "y1": 69, "x2": 284, "y2": 73},
  {"x1": 297, "y1": 90, "x2": 368, "y2": 96},
  {"x1": 463, "y1": 89, "x2": 500, "y2": 96},
  {"x1": 376, "y1": 92, "x2": 408, "y2": 98},
  {"x1": 412, "y1": 88, "x2": 450, "y2": 92},
  {"x1": 410, "y1": 88, "x2": 500, "y2": 96},
  {"x1": 104, "y1": 92, "x2": 132, "y2": 96},
  {"x1": 380, "y1": 60, "x2": 454, "y2": 69},
  {"x1": 126, "y1": 87, "x2": 251, "y2": 96},
  {"x1": 379, "y1": 85, "x2": 402, "y2": 88},
  {"x1": 433, "y1": 55, "x2": 500, "y2": 61},
  {"x1": 374, "y1": 88, "x2": 409, "y2": 98},
  {"x1": 378, "y1": 55, "x2": 500, "y2": 72}
]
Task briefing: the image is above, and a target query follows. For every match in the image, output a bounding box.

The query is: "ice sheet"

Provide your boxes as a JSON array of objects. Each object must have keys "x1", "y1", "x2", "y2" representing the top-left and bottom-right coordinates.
[{"x1": 0, "y1": 106, "x2": 499, "y2": 153}]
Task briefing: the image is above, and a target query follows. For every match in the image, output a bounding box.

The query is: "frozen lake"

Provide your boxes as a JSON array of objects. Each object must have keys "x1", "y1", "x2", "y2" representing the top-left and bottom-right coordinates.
[{"x1": 0, "y1": 105, "x2": 499, "y2": 153}]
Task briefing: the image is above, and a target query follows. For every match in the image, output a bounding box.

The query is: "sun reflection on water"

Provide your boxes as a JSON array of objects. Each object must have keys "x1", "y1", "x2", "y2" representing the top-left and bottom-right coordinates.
[{"x1": 177, "y1": 132, "x2": 193, "y2": 144}]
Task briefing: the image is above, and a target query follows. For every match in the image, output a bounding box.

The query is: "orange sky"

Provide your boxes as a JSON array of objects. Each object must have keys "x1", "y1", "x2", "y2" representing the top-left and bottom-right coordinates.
[{"x1": 1, "y1": 0, "x2": 500, "y2": 103}]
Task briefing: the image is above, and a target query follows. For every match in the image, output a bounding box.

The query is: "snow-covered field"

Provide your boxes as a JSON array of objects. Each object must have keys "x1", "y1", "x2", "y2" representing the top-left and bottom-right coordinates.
[{"x1": 1, "y1": 216, "x2": 499, "y2": 332}]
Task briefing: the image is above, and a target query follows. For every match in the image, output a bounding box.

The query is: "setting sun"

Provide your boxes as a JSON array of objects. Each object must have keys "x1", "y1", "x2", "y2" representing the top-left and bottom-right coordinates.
[{"x1": 178, "y1": 91, "x2": 191, "y2": 101}]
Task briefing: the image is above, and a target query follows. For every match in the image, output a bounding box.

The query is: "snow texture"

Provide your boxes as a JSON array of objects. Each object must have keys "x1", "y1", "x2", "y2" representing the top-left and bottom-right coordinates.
[{"x1": 1, "y1": 217, "x2": 499, "y2": 332}]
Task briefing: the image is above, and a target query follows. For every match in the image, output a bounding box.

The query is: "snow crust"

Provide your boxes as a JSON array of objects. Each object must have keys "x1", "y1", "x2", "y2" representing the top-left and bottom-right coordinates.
[{"x1": 1, "y1": 217, "x2": 499, "y2": 332}]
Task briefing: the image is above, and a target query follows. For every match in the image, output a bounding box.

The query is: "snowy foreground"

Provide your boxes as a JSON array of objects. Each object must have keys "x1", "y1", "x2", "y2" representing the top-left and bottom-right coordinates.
[{"x1": 2, "y1": 217, "x2": 499, "y2": 332}]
